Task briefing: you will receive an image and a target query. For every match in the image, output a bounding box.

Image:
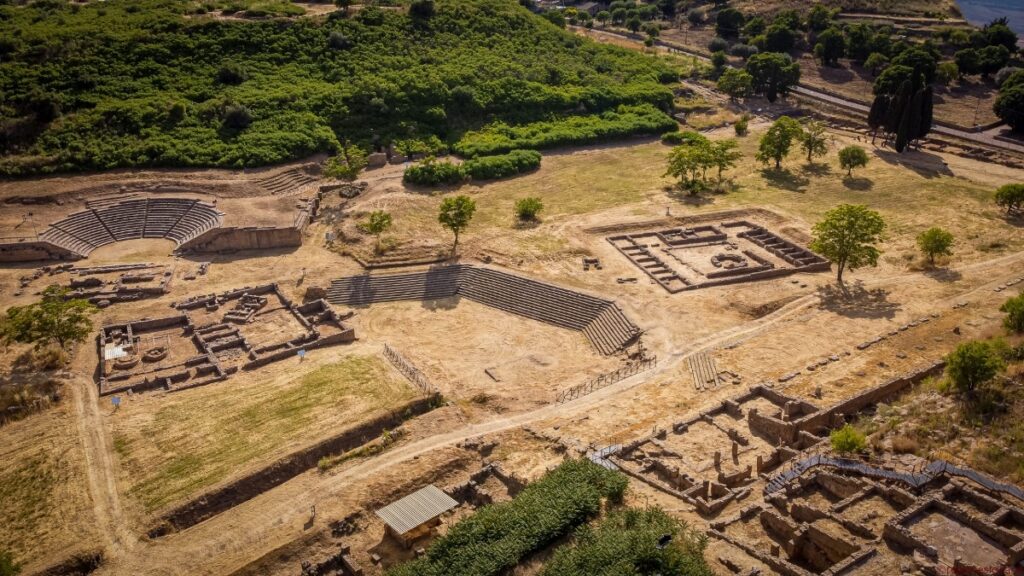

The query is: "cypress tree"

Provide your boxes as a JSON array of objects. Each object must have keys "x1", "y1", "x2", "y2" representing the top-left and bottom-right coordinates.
[
  {"x1": 868, "y1": 95, "x2": 889, "y2": 144},
  {"x1": 916, "y1": 85, "x2": 933, "y2": 140},
  {"x1": 884, "y1": 80, "x2": 912, "y2": 135},
  {"x1": 895, "y1": 87, "x2": 923, "y2": 152}
]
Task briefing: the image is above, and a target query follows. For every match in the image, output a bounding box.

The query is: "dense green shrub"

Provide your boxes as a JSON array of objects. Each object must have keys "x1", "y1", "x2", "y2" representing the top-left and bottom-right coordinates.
[
  {"x1": 387, "y1": 459, "x2": 627, "y2": 576},
  {"x1": 454, "y1": 104, "x2": 677, "y2": 157},
  {"x1": 462, "y1": 149, "x2": 541, "y2": 180},
  {"x1": 403, "y1": 157, "x2": 465, "y2": 186},
  {"x1": 514, "y1": 196, "x2": 543, "y2": 221},
  {"x1": 0, "y1": 0, "x2": 678, "y2": 175},
  {"x1": 830, "y1": 424, "x2": 867, "y2": 455},
  {"x1": 540, "y1": 507, "x2": 712, "y2": 576}
]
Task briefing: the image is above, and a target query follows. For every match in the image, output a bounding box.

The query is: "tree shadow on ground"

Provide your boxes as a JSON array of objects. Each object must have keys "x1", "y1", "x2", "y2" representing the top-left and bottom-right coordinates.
[
  {"x1": 801, "y1": 162, "x2": 832, "y2": 177},
  {"x1": 760, "y1": 168, "x2": 810, "y2": 193},
  {"x1": 816, "y1": 280, "x2": 901, "y2": 319},
  {"x1": 875, "y1": 148, "x2": 954, "y2": 179},
  {"x1": 841, "y1": 175, "x2": 874, "y2": 191},
  {"x1": 665, "y1": 185, "x2": 716, "y2": 206},
  {"x1": 924, "y1": 267, "x2": 963, "y2": 283}
]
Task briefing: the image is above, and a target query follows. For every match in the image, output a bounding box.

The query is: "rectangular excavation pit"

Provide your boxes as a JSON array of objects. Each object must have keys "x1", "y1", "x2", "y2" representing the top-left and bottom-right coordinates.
[{"x1": 906, "y1": 509, "x2": 1010, "y2": 568}]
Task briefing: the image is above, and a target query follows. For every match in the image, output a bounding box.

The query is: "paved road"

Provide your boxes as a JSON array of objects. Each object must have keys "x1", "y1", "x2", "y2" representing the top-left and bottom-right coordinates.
[{"x1": 577, "y1": 27, "x2": 1024, "y2": 156}]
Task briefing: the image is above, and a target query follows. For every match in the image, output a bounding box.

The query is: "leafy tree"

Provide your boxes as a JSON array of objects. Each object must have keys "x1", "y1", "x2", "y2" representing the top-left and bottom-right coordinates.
[
  {"x1": 838, "y1": 145, "x2": 869, "y2": 176},
  {"x1": 360, "y1": 210, "x2": 392, "y2": 252},
  {"x1": 666, "y1": 142, "x2": 712, "y2": 193},
  {"x1": 864, "y1": 52, "x2": 889, "y2": 76},
  {"x1": 873, "y1": 64, "x2": 917, "y2": 95},
  {"x1": 742, "y1": 16, "x2": 766, "y2": 39},
  {"x1": 0, "y1": 552, "x2": 20, "y2": 576},
  {"x1": 995, "y1": 183, "x2": 1024, "y2": 214},
  {"x1": 710, "y1": 50, "x2": 728, "y2": 73},
  {"x1": 946, "y1": 340, "x2": 1005, "y2": 395},
  {"x1": 514, "y1": 197, "x2": 543, "y2": 221},
  {"x1": 755, "y1": 116, "x2": 802, "y2": 169},
  {"x1": 686, "y1": 8, "x2": 705, "y2": 26},
  {"x1": 324, "y1": 144, "x2": 368, "y2": 181},
  {"x1": 891, "y1": 47, "x2": 936, "y2": 85},
  {"x1": 438, "y1": 195, "x2": 476, "y2": 254},
  {"x1": 916, "y1": 227, "x2": 954, "y2": 266},
  {"x1": 1, "y1": 286, "x2": 96, "y2": 351},
  {"x1": 334, "y1": 0, "x2": 352, "y2": 14},
  {"x1": 984, "y1": 19, "x2": 1019, "y2": 51},
  {"x1": 543, "y1": 10, "x2": 566, "y2": 28},
  {"x1": 626, "y1": 15, "x2": 642, "y2": 33},
  {"x1": 955, "y1": 48, "x2": 981, "y2": 76},
  {"x1": 807, "y1": 4, "x2": 836, "y2": 32},
  {"x1": 996, "y1": 67, "x2": 1023, "y2": 88},
  {"x1": 715, "y1": 7, "x2": 744, "y2": 39},
  {"x1": 810, "y1": 204, "x2": 885, "y2": 283},
  {"x1": 799, "y1": 120, "x2": 829, "y2": 164},
  {"x1": 936, "y1": 61, "x2": 959, "y2": 85},
  {"x1": 708, "y1": 36, "x2": 729, "y2": 53},
  {"x1": 978, "y1": 45, "x2": 1011, "y2": 78},
  {"x1": 814, "y1": 27, "x2": 845, "y2": 67},
  {"x1": 716, "y1": 68, "x2": 752, "y2": 101},
  {"x1": 409, "y1": 0, "x2": 435, "y2": 19},
  {"x1": 762, "y1": 24, "x2": 797, "y2": 53},
  {"x1": 595, "y1": 10, "x2": 610, "y2": 25},
  {"x1": 709, "y1": 139, "x2": 741, "y2": 181},
  {"x1": 730, "y1": 43, "x2": 758, "y2": 59},
  {"x1": 746, "y1": 52, "x2": 800, "y2": 103},
  {"x1": 612, "y1": 7, "x2": 627, "y2": 24},
  {"x1": 830, "y1": 424, "x2": 866, "y2": 455},
  {"x1": 995, "y1": 85, "x2": 1024, "y2": 132},
  {"x1": 1000, "y1": 293, "x2": 1024, "y2": 333}
]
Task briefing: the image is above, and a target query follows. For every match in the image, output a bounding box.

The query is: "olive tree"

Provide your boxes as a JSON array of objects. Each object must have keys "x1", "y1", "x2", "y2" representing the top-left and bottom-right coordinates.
[
  {"x1": 810, "y1": 204, "x2": 885, "y2": 283},
  {"x1": 838, "y1": 145, "x2": 869, "y2": 176},
  {"x1": 755, "y1": 116, "x2": 802, "y2": 169},
  {"x1": 1, "y1": 286, "x2": 96, "y2": 351}
]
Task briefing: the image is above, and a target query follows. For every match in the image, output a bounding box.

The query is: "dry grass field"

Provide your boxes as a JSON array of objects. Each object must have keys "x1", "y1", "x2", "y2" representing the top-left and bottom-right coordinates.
[
  {"x1": 108, "y1": 353, "x2": 415, "y2": 513},
  {"x1": 0, "y1": 390, "x2": 99, "y2": 571}
]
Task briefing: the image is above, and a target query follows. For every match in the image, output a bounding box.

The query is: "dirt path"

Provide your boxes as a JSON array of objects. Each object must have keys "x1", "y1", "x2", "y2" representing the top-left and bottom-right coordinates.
[
  {"x1": 93, "y1": 249, "x2": 1024, "y2": 575},
  {"x1": 69, "y1": 373, "x2": 137, "y2": 559}
]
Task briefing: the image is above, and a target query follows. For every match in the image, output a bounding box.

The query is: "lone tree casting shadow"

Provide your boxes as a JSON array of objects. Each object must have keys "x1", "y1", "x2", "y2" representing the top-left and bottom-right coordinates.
[
  {"x1": 810, "y1": 204, "x2": 886, "y2": 285},
  {"x1": 438, "y1": 195, "x2": 476, "y2": 256}
]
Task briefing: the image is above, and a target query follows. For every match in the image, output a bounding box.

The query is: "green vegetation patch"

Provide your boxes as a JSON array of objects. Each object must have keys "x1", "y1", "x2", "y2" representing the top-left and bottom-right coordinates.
[
  {"x1": 0, "y1": 0, "x2": 677, "y2": 175},
  {"x1": 453, "y1": 104, "x2": 677, "y2": 158},
  {"x1": 114, "y1": 355, "x2": 414, "y2": 512},
  {"x1": 387, "y1": 458, "x2": 627, "y2": 576},
  {"x1": 541, "y1": 506, "x2": 712, "y2": 576}
]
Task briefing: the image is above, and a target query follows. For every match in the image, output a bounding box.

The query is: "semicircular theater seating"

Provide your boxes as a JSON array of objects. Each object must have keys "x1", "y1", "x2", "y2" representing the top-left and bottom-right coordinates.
[{"x1": 38, "y1": 198, "x2": 223, "y2": 257}]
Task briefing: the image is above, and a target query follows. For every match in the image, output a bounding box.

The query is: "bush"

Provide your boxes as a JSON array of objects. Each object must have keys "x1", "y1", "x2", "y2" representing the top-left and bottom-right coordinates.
[
  {"x1": 323, "y1": 145, "x2": 368, "y2": 181},
  {"x1": 222, "y1": 104, "x2": 252, "y2": 130},
  {"x1": 216, "y1": 62, "x2": 248, "y2": 85},
  {"x1": 454, "y1": 105, "x2": 677, "y2": 158},
  {"x1": 403, "y1": 157, "x2": 465, "y2": 186},
  {"x1": 661, "y1": 131, "x2": 686, "y2": 144},
  {"x1": 708, "y1": 36, "x2": 729, "y2": 53},
  {"x1": 730, "y1": 43, "x2": 757, "y2": 59},
  {"x1": 830, "y1": 424, "x2": 867, "y2": 455},
  {"x1": 946, "y1": 340, "x2": 1006, "y2": 395},
  {"x1": 387, "y1": 459, "x2": 627, "y2": 576},
  {"x1": 514, "y1": 196, "x2": 543, "y2": 221},
  {"x1": 995, "y1": 183, "x2": 1024, "y2": 214},
  {"x1": 462, "y1": 149, "x2": 541, "y2": 180},
  {"x1": 734, "y1": 114, "x2": 749, "y2": 136},
  {"x1": 0, "y1": 551, "x2": 21, "y2": 576},
  {"x1": 1001, "y1": 292, "x2": 1024, "y2": 333}
]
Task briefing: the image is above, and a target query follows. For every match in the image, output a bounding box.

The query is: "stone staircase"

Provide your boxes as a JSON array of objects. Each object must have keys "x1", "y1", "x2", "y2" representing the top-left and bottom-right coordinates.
[{"x1": 327, "y1": 265, "x2": 640, "y2": 355}]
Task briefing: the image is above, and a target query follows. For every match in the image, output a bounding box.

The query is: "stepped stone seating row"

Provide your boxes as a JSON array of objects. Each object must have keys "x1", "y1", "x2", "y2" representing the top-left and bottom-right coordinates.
[
  {"x1": 36, "y1": 199, "x2": 223, "y2": 257},
  {"x1": 257, "y1": 168, "x2": 317, "y2": 195},
  {"x1": 739, "y1": 228, "x2": 827, "y2": 268},
  {"x1": 327, "y1": 265, "x2": 640, "y2": 355}
]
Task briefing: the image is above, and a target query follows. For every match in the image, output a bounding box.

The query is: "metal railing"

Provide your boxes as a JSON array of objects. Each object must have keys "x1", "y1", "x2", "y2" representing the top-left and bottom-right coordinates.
[
  {"x1": 555, "y1": 357, "x2": 656, "y2": 404},
  {"x1": 383, "y1": 343, "x2": 437, "y2": 396}
]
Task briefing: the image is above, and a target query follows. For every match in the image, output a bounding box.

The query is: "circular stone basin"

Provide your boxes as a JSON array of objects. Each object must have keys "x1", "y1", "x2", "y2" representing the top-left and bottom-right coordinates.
[
  {"x1": 113, "y1": 355, "x2": 140, "y2": 370},
  {"x1": 142, "y1": 347, "x2": 169, "y2": 363}
]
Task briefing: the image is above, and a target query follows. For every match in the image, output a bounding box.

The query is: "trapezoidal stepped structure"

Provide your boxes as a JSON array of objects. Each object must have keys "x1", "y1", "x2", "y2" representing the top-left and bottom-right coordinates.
[
  {"x1": 326, "y1": 265, "x2": 641, "y2": 356},
  {"x1": 34, "y1": 198, "x2": 223, "y2": 258}
]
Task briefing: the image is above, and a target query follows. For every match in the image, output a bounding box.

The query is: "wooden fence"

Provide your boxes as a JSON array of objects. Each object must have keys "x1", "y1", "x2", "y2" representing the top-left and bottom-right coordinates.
[
  {"x1": 555, "y1": 357, "x2": 657, "y2": 404},
  {"x1": 383, "y1": 343, "x2": 437, "y2": 395}
]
